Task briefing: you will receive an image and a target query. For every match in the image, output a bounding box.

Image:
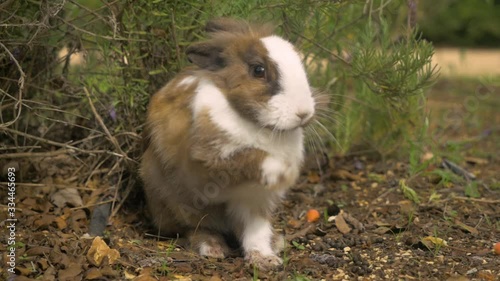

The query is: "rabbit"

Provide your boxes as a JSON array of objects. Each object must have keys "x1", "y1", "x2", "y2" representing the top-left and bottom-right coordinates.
[{"x1": 140, "y1": 18, "x2": 316, "y2": 271}]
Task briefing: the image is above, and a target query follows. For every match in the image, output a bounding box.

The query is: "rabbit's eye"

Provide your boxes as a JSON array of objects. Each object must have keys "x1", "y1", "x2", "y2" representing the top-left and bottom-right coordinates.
[{"x1": 252, "y1": 65, "x2": 266, "y2": 78}]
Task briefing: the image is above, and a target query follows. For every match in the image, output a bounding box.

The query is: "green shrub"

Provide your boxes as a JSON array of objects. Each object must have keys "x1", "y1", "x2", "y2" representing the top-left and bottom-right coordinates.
[{"x1": 0, "y1": 0, "x2": 436, "y2": 181}]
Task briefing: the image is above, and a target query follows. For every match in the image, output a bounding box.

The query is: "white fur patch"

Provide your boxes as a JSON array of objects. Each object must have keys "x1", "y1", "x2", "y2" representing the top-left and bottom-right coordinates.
[
  {"x1": 192, "y1": 79, "x2": 304, "y2": 163},
  {"x1": 178, "y1": 76, "x2": 197, "y2": 87},
  {"x1": 261, "y1": 155, "x2": 297, "y2": 189},
  {"x1": 261, "y1": 156, "x2": 286, "y2": 187},
  {"x1": 259, "y1": 36, "x2": 315, "y2": 130},
  {"x1": 241, "y1": 215, "x2": 274, "y2": 256},
  {"x1": 198, "y1": 242, "x2": 212, "y2": 256}
]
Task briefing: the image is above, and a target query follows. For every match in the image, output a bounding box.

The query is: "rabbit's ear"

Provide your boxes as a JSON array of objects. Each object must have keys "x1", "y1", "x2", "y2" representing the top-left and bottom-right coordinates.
[
  {"x1": 205, "y1": 18, "x2": 250, "y2": 34},
  {"x1": 186, "y1": 41, "x2": 226, "y2": 70}
]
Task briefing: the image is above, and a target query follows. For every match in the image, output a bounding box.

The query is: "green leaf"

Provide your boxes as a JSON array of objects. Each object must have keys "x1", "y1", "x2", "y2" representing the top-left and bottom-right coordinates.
[
  {"x1": 399, "y1": 179, "x2": 421, "y2": 204},
  {"x1": 292, "y1": 241, "x2": 305, "y2": 250},
  {"x1": 464, "y1": 182, "x2": 481, "y2": 198}
]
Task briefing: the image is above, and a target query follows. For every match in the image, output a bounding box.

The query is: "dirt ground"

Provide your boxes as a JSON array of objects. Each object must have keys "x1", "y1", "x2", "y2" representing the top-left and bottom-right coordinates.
[{"x1": 1, "y1": 71, "x2": 499, "y2": 279}]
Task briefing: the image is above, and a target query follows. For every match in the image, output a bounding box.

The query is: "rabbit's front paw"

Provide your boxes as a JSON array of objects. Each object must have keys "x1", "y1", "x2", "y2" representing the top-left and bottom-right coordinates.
[
  {"x1": 260, "y1": 156, "x2": 294, "y2": 189},
  {"x1": 245, "y1": 250, "x2": 283, "y2": 271}
]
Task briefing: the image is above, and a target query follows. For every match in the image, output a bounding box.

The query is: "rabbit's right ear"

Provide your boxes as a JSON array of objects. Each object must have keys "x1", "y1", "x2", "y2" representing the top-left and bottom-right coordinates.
[{"x1": 186, "y1": 42, "x2": 226, "y2": 71}]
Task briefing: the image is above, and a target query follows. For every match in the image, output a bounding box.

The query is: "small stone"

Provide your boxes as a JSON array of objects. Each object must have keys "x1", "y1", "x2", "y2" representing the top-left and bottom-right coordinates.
[
  {"x1": 343, "y1": 246, "x2": 351, "y2": 252},
  {"x1": 326, "y1": 258, "x2": 337, "y2": 267},
  {"x1": 327, "y1": 204, "x2": 341, "y2": 216},
  {"x1": 311, "y1": 243, "x2": 323, "y2": 251}
]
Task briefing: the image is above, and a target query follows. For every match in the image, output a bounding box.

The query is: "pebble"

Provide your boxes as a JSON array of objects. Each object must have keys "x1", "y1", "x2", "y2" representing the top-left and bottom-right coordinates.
[
  {"x1": 327, "y1": 204, "x2": 340, "y2": 216},
  {"x1": 311, "y1": 243, "x2": 323, "y2": 251}
]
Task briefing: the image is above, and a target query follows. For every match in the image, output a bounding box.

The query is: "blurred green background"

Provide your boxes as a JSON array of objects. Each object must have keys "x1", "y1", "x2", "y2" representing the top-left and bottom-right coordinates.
[{"x1": 419, "y1": 0, "x2": 500, "y2": 47}]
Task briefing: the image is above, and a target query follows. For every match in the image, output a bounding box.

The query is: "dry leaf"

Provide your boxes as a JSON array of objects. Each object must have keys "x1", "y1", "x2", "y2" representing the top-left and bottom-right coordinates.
[
  {"x1": 58, "y1": 263, "x2": 82, "y2": 281},
  {"x1": 85, "y1": 268, "x2": 103, "y2": 280},
  {"x1": 42, "y1": 267, "x2": 56, "y2": 281},
  {"x1": 373, "y1": 226, "x2": 392, "y2": 235},
  {"x1": 335, "y1": 211, "x2": 352, "y2": 234},
  {"x1": 445, "y1": 275, "x2": 470, "y2": 281},
  {"x1": 331, "y1": 169, "x2": 361, "y2": 181},
  {"x1": 51, "y1": 188, "x2": 83, "y2": 208},
  {"x1": 287, "y1": 219, "x2": 303, "y2": 229},
  {"x1": 399, "y1": 200, "x2": 416, "y2": 215},
  {"x1": 86, "y1": 236, "x2": 120, "y2": 266},
  {"x1": 342, "y1": 211, "x2": 365, "y2": 231},
  {"x1": 454, "y1": 219, "x2": 479, "y2": 235},
  {"x1": 464, "y1": 156, "x2": 488, "y2": 165},
  {"x1": 124, "y1": 271, "x2": 137, "y2": 280},
  {"x1": 421, "y1": 152, "x2": 434, "y2": 162},
  {"x1": 33, "y1": 214, "x2": 56, "y2": 229},
  {"x1": 55, "y1": 216, "x2": 68, "y2": 230},
  {"x1": 307, "y1": 171, "x2": 321, "y2": 183},
  {"x1": 172, "y1": 275, "x2": 193, "y2": 281},
  {"x1": 25, "y1": 246, "x2": 52, "y2": 256},
  {"x1": 477, "y1": 271, "x2": 496, "y2": 281},
  {"x1": 421, "y1": 236, "x2": 447, "y2": 250},
  {"x1": 101, "y1": 265, "x2": 120, "y2": 277}
]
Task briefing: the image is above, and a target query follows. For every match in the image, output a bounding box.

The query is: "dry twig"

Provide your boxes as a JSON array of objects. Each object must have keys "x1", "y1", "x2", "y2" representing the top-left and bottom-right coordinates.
[
  {"x1": 83, "y1": 87, "x2": 135, "y2": 166},
  {"x1": 0, "y1": 42, "x2": 25, "y2": 129}
]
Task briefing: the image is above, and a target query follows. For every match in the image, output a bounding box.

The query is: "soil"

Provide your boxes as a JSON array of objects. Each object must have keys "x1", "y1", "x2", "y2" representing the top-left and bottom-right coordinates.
[{"x1": 1, "y1": 78, "x2": 499, "y2": 281}]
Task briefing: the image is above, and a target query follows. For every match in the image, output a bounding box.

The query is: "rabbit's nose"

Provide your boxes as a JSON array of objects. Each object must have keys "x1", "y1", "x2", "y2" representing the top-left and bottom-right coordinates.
[
  {"x1": 296, "y1": 111, "x2": 309, "y2": 120},
  {"x1": 296, "y1": 111, "x2": 312, "y2": 125}
]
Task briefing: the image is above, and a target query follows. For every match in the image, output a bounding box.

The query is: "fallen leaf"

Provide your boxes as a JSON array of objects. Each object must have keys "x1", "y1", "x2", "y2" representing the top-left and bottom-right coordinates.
[
  {"x1": 86, "y1": 236, "x2": 120, "y2": 266},
  {"x1": 51, "y1": 188, "x2": 83, "y2": 208},
  {"x1": 25, "y1": 246, "x2": 52, "y2": 256},
  {"x1": 49, "y1": 248, "x2": 70, "y2": 267},
  {"x1": 335, "y1": 211, "x2": 352, "y2": 234},
  {"x1": 421, "y1": 236, "x2": 447, "y2": 250},
  {"x1": 454, "y1": 219, "x2": 479, "y2": 235},
  {"x1": 287, "y1": 219, "x2": 303, "y2": 229},
  {"x1": 101, "y1": 265, "x2": 120, "y2": 277},
  {"x1": 445, "y1": 275, "x2": 469, "y2": 281},
  {"x1": 124, "y1": 270, "x2": 137, "y2": 280},
  {"x1": 307, "y1": 171, "x2": 321, "y2": 183},
  {"x1": 55, "y1": 216, "x2": 68, "y2": 230},
  {"x1": 399, "y1": 200, "x2": 416, "y2": 215},
  {"x1": 342, "y1": 211, "x2": 365, "y2": 231},
  {"x1": 373, "y1": 226, "x2": 392, "y2": 235},
  {"x1": 477, "y1": 270, "x2": 495, "y2": 281},
  {"x1": 15, "y1": 266, "x2": 33, "y2": 276},
  {"x1": 134, "y1": 267, "x2": 157, "y2": 281},
  {"x1": 172, "y1": 275, "x2": 192, "y2": 281},
  {"x1": 38, "y1": 258, "x2": 49, "y2": 270},
  {"x1": 421, "y1": 152, "x2": 434, "y2": 162},
  {"x1": 464, "y1": 156, "x2": 488, "y2": 165},
  {"x1": 331, "y1": 169, "x2": 361, "y2": 181},
  {"x1": 42, "y1": 267, "x2": 56, "y2": 281},
  {"x1": 85, "y1": 268, "x2": 103, "y2": 280},
  {"x1": 58, "y1": 263, "x2": 82, "y2": 281},
  {"x1": 33, "y1": 214, "x2": 56, "y2": 230}
]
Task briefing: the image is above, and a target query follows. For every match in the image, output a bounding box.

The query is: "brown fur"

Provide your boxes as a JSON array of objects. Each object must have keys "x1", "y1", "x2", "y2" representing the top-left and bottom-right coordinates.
[{"x1": 140, "y1": 18, "x2": 306, "y2": 267}]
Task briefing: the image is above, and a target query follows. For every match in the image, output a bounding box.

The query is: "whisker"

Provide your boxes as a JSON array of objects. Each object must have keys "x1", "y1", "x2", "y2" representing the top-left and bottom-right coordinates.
[
  {"x1": 305, "y1": 125, "x2": 328, "y2": 175},
  {"x1": 313, "y1": 119, "x2": 342, "y2": 150}
]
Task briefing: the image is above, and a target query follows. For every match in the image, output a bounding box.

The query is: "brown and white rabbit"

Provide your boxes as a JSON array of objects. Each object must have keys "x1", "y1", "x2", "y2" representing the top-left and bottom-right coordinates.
[{"x1": 140, "y1": 18, "x2": 316, "y2": 271}]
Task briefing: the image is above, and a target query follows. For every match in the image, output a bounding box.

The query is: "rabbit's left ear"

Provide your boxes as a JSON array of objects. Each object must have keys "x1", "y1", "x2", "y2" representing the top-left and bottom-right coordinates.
[
  {"x1": 205, "y1": 18, "x2": 250, "y2": 34},
  {"x1": 186, "y1": 41, "x2": 226, "y2": 71}
]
